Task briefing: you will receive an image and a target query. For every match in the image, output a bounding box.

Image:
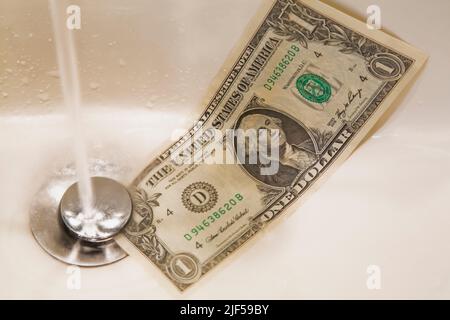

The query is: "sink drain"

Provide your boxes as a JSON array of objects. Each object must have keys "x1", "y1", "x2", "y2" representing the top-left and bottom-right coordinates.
[{"x1": 30, "y1": 175, "x2": 132, "y2": 267}]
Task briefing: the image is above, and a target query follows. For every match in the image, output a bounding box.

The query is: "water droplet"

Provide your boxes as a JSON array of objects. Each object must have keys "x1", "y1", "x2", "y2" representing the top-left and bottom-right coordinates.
[
  {"x1": 48, "y1": 38, "x2": 53, "y2": 42},
  {"x1": 29, "y1": 33, "x2": 33, "y2": 38},
  {"x1": 89, "y1": 82, "x2": 100, "y2": 90},
  {"x1": 47, "y1": 70, "x2": 60, "y2": 78},
  {"x1": 21, "y1": 77, "x2": 30, "y2": 85},
  {"x1": 2, "y1": 92, "x2": 8, "y2": 98},
  {"x1": 118, "y1": 59, "x2": 126, "y2": 67},
  {"x1": 37, "y1": 92, "x2": 50, "y2": 102}
]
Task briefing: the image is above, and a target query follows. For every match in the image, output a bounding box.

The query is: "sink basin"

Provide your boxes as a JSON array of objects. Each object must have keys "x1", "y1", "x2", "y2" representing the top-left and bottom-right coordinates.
[{"x1": 1, "y1": 0, "x2": 450, "y2": 299}]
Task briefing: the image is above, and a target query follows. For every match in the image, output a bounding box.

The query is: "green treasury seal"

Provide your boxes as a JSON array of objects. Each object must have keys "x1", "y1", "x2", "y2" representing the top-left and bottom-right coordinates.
[{"x1": 296, "y1": 73, "x2": 332, "y2": 104}]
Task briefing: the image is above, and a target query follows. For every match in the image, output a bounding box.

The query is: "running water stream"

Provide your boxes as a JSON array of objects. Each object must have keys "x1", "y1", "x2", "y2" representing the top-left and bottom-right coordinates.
[{"x1": 49, "y1": 0, "x2": 94, "y2": 219}]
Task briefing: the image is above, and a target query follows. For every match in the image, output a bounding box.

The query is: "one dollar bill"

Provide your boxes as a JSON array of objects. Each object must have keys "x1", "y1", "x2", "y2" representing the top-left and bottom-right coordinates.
[{"x1": 117, "y1": 0, "x2": 427, "y2": 290}]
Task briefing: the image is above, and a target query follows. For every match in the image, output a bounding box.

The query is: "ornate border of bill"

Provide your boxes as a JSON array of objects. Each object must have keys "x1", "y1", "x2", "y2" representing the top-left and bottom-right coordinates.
[{"x1": 117, "y1": 0, "x2": 427, "y2": 291}]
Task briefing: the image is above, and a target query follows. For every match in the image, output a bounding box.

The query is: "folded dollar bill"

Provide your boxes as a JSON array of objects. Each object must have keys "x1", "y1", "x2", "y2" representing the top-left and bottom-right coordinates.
[{"x1": 117, "y1": 0, "x2": 427, "y2": 290}]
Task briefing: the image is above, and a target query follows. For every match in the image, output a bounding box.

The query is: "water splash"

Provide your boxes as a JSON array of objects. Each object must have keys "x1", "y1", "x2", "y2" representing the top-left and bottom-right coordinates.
[{"x1": 49, "y1": 0, "x2": 94, "y2": 218}]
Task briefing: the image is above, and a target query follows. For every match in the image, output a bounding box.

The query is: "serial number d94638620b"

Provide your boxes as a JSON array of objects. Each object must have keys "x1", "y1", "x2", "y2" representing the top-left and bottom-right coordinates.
[{"x1": 184, "y1": 193, "x2": 244, "y2": 241}]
